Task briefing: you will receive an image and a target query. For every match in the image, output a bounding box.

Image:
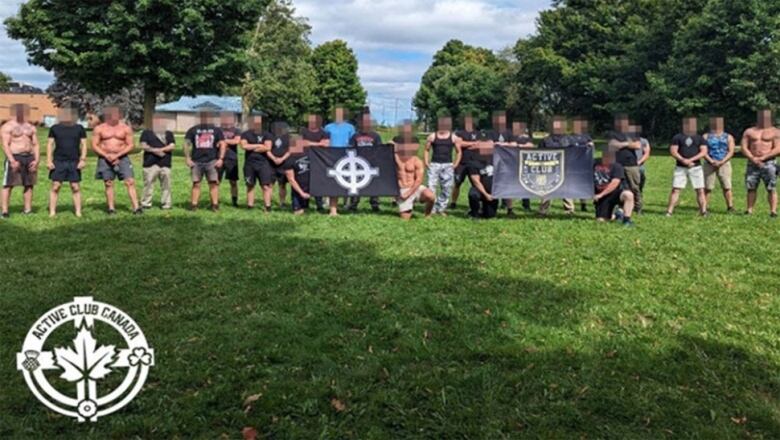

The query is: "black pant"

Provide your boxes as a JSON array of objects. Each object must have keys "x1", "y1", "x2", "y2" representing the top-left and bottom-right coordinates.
[
  {"x1": 315, "y1": 196, "x2": 325, "y2": 210},
  {"x1": 468, "y1": 187, "x2": 498, "y2": 218},
  {"x1": 522, "y1": 199, "x2": 531, "y2": 210},
  {"x1": 349, "y1": 196, "x2": 379, "y2": 210}
]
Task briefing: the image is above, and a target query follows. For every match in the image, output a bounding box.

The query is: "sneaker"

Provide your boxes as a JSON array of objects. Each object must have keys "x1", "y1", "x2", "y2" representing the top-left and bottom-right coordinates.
[
  {"x1": 727, "y1": 207, "x2": 736, "y2": 214},
  {"x1": 189, "y1": 205, "x2": 198, "y2": 212},
  {"x1": 580, "y1": 204, "x2": 588, "y2": 213},
  {"x1": 22, "y1": 210, "x2": 33, "y2": 216},
  {"x1": 133, "y1": 208, "x2": 144, "y2": 216},
  {"x1": 700, "y1": 211, "x2": 710, "y2": 217},
  {"x1": 210, "y1": 204, "x2": 219, "y2": 212},
  {"x1": 665, "y1": 212, "x2": 673, "y2": 217},
  {"x1": 1, "y1": 212, "x2": 9, "y2": 219},
  {"x1": 107, "y1": 209, "x2": 117, "y2": 216},
  {"x1": 772, "y1": 212, "x2": 778, "y2": 218},
  {"x1": 614, "y1": 208, "x2": 625, "y2": 221},
  {"x1": 448, "y1": 203, "x2": 457, "y2": 210},
  {"x1": 506, "y1": 210, "x2": 517, "y2": 219},
  {"x1": 623, "y1": 219, "x2": 636, "y2": 228}
]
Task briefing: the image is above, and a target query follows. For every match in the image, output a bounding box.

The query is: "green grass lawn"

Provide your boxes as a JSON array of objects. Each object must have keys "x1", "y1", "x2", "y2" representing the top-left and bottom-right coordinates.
[{"x1": 0, "y1": 130, "x2": 779, "y2": 438}]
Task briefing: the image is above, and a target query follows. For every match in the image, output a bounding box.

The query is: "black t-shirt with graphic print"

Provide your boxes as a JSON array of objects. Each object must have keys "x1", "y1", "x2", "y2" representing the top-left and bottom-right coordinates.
[
  {"x1": 671, "y1": 133, "x2": 706, "y2": 167},
  {"x1": 185, "y1": 124, "x2": 225, "y2": 163},
  {"x1": 350, "y1": 131, "x2": 383, "y2": 148},
  {"x1": 593, "y1": 159, "x2": 625, "y2": 194},
  {"x1": 241, "y1": 130, "x2": 273, "y2": 164}
]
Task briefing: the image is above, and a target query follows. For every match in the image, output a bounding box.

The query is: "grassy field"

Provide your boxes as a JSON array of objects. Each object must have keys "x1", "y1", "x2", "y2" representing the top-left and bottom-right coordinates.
[{"x1": 0, "y1": 129, "x2": 779, "y2": 439}]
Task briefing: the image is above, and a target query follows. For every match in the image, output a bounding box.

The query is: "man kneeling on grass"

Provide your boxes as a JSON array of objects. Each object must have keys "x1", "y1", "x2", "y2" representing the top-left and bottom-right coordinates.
[
  {"x1": 394, "y1": 139, "x2": 434, "y2": 220},
  {"x1": 283, "y1": 137, "x2": 312, "y2": 215},
  {"x1": 593, "y1": 148, "x2": 635, "y2": 227}
]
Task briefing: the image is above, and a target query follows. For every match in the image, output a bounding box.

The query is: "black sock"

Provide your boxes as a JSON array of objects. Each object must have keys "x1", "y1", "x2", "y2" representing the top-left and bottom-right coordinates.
[
  {"x1": 232, "y1": 196, "x2": 238, "y2": 206},
  {"x1": 623, "y1": 216, "x2": 632, "y2": 223}
]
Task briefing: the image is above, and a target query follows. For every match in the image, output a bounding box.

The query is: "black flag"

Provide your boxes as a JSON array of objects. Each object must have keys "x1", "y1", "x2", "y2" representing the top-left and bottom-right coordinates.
[
  {"x1": 308, "y1": 146, "x2": 400, "y2": 197},
  {"x1": 492, "y1": 146, "x2": 594, "y2": 200}
]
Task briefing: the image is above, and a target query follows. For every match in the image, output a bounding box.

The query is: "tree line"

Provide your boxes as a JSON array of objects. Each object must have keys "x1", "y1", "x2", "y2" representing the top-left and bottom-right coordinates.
[
  {"x1": 4, "y1": 0, "x2": 367, "y2": 128},
  {"x1": 414, "y1": 0, "x2": 780, "y2": 138}
]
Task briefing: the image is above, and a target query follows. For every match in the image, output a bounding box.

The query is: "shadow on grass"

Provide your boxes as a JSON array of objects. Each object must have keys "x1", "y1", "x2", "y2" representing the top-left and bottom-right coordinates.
[{"x1": 0, "y1": 217, "x2": 777, "y2": 438}]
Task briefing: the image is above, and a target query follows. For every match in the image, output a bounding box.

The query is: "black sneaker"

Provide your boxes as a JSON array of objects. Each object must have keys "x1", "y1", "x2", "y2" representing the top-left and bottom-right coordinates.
[
  {"x1": 1, "y1": 212, "x2": 9, "y2": 219},
  {"x1": 133, "y1": 208, "x2": 144, "y2": 216},
  {"x1": 371, "y1": 205, "x2": 380, "y2": 213},
  {"x1": 232, "y1": 197, "x2": 239, "y2": 207},
  {"x1": 210, "y1": 204, "x2": 220, "y2": 212},
  {"x1": 580, "y1": 203, "x2": 588, "y2": 212},
  {"x1": 506, "y1": 210, "x2": 517, "y2": 219},
  {"x1": 189, "y1": 205, "x2": 198, "y2": 212},
  {"x1": 771, "y1": 212, "x2": 778, "y2": 218},
  {"x1": 623, "y1": 219, "x2": 636, "y2": 228},
  {"x1": 449, "y1": 203, "x2": 457, "y2": 210},
  {"x1": 22, "y1": 210, "x2": 33, "y2": 216},
  {"x1": 107, "y1": 209, "x2": 117, "y2": 216},
  {"x1": 727, "y1": 207, "x2": 736, "y2": 213},
  {"x1": 700, "y1": 211, "x2": 710, "y2": 217}
]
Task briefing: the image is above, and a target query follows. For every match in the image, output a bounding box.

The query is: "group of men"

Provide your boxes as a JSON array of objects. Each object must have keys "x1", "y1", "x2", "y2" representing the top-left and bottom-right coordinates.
[{"x1": 2, "y1": 103, "x2": 779, "y2": 222}]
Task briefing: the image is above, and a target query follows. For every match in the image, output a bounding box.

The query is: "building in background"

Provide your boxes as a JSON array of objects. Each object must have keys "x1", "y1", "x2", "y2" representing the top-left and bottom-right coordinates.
[
  {"x1": 155, "y1": 96, "x2": 246, "y2": 132},
  {"x1": 0, "y1": 92, "x2": 59, "y2": 126}
]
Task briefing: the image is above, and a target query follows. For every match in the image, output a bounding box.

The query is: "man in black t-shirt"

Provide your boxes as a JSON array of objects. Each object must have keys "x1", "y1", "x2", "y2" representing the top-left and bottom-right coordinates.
[
  {"x1": 240, "y1": 114, "x2": 273, "y2": 211},
  {"x1": 283, "y1": 138, "x2": 312, "y2": 215},
  {"x1": 539, "y1": 116, "x2": 574, "y2": 215},
  {"x1": 347, "y1": 112, "x2": 383, "y2": 212},
  {"x1": 512, "y1": 121, "x2": 534, "y2": 212},
  {"x1": 268, "y1": 122, "x2": 292, "y2": 209},
  {"x1": 483, "y1": 112, "x2": 517, "y2": 218},
  {"x1": 184, "y1": 110, "x2": 226, "y2": 211},
  {"x1": 300, "y1": 114, "x2": 330, "y2": 212},
  {"x1": 607, "y1": 115, "x2": 643, "y2": 213},
  {"x1": 46, "y1": 108, "x2": 87, "y2": 217},
  {"x1": 218, "y1": 112, "x2": 242, "y2": 207},
  {"x1": 666, "y1": 117, "x2": 709, "y2": 216},
  {"x1": 467, "y1": 141, "x2": 499, "y2": 219},
  {"x1": 593, "y1": 148, "x2": 635, "y2": 226},
  {"x1": 140, "y1": 115, "x2": 176, "y2": 210},
  {"x1": 451, "y1": 115, "x2": 480, "y2": 209}
]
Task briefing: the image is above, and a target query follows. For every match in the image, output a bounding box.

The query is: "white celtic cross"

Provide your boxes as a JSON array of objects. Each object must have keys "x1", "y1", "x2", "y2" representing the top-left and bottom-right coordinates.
[{"x1": 328, "y1": 150, "x2": 380, "y2": 195}]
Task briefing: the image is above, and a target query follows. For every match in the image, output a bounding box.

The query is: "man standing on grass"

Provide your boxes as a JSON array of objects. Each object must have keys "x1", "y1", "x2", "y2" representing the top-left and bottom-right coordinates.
[
  {"x1": 184, "y1": 110, "x2": 226, "y2": 212},
  {"x1": 451, "y1": 115, "x2": 480, "y2": 210},
  {"x1": 348, "y1": 111, "x2": 383, "y2": 212},
  {"x1": 92, "y1": 106, "x2": 141, "y2": 215},
  {"x1": 300, "y1": 114, "x2": 330, "y2": 212},
  {"x1": 539, "y1": 116, "x2": 573, "y2": 215},
  {"x1": 1, "y1": 104, "x2": 39, "y2": 218},
  {"x1": 742, "y1": 109, "x2": 780, "y2": 217},
  {"x1": 702, "y1": 116, "x2": 735, "y2": 213},
  {"x1": 571, "y1": 117, "x2": 595, "y2": 213},
  {"x1": 609, "y1": 115, "x2": 643, "y2": 214},
  {"x1": 139, "y1": 115, "x2": 175, "y2": 210},
  {"x1": 268, "y1": 122, "x2": 291, "y2": 209},
  {"x1": 666, "y1": 117, "x2": 708, "y2": 217},
  {"x1": 240, "y1": 114, "x2": 273, "y2": 212},
  {"x1": 631, "y1": 125, "x2": 652, "y2": 214},
  {"x1": 218, "y1": 112, "x2": 242, "y2": 207},
  {"x1": 512, "y1": 120, "x2": 534, "y2": 212},
  {"x1": 46, "y1": 107, "x2": 87, "y2": 217},
  {"x1": 324, "y1": 106, "x2": 356, "y2": 215},
  {"x1": 484, "y1": 112, "x2": 517, "y2": 218},
  {"x1": 395, "y1": 140, "x2": 435, "y2": 220},
  {"x1": 424, "y1": 116, "x2": 462, "y2": 216},
  {"x1": 593, "y1": 148, "x2": 635, "y2": 227}
]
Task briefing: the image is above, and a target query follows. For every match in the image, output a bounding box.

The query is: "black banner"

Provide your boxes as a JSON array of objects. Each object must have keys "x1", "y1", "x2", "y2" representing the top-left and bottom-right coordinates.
[
  {"x1": 492, "y1": 146, "x2": 594, "y2": 199},
  {"x1": 308, "y1": 146, "x2": 400, "y2": 197}
]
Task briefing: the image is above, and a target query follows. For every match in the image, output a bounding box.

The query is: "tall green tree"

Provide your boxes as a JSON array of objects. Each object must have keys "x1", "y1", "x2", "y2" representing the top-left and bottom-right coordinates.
[
  {"x1": 241, "y1": 0, "x2": 316, "y2": 123},
  {"x1": 414, "y1": 40, "x2": 509, "y2": 128},
  {"x1": 5, "y1": 0, "x2": 266, "y2": 128},
  {"x1": 0, "y1": 72, "x2": 10, "y2": 92},
  {"x1": 310, "y1": 40, "x2": 367, "y2": 120},
  {"x1": 46, "y1": 74, "x2": 145, "y2": 125}
]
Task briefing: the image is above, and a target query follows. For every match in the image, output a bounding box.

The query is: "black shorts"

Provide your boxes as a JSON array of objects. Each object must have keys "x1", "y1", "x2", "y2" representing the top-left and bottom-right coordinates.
[
  {"x1": 273, "y1": 165, "x2": 288, "y2": 184},
  {"x1": 50, "y1": 160, "x2": 82, "y2": 183},
  {"x1": 218, "y1": 158, "x2": 239, "y2": 182},
  {"x1": 454, "y1": 164, "x2": 469, "y2": 185},
  {"x1": 244, "y1": 160, "x2": 273, "y2": 187},
  {"x1": 595, "y1": 191, "x2": 622, "y2": 220}
]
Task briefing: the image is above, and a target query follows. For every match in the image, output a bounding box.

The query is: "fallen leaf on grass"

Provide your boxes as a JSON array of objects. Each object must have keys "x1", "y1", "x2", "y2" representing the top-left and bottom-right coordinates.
[
  {"x1": 730, "y1": 416, "x2": 747, "y2": 425},
  {"x1": 243, "y1": 393, "x2": 262, "y2": 407},
  {"x1": 242, "y1": 427, "x2": 258, "y2": 440},
  {"x1": 331, "y1": 398, "x2": 346, "y2": 412}
]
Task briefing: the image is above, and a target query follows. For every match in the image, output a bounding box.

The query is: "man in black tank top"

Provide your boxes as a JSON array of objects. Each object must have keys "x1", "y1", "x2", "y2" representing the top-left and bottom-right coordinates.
[
  {"x1": 424, "y1": 116, "x2": 462, "y2": 215},
  {"x1": 451, "y1": 115, "x2": 480, "y2": 209}
]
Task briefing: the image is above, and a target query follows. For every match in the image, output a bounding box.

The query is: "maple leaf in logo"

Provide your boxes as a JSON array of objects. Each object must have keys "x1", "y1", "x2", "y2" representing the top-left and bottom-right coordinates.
[{"x1": 54, "y1": 328, "x2": 116, "y2": 382}]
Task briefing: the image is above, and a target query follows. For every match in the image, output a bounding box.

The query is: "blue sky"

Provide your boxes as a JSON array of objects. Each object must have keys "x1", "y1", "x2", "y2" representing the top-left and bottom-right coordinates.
[{"x1": 1, "y1": 0, "x2": 550, "y2": 122}]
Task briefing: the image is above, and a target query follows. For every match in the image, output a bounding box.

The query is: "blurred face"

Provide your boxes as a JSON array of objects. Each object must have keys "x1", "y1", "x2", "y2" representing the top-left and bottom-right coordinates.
[
  {"x1": 197, "y1": 111, "x2": 211, "y2": 125},
  {"x1": 152, "y1": 116, "x2": 167, "y2": 132},
  {"x1": 464, "y1": 116, "x2": 474, "y2": 131},
  {"x1": 335, "y1": 108, "x2": 345, "y2": 123},
  {"x1": 58, "y1": 108, "x2": 76, "y2": 125},
  {"x1": 437, "y1": 117, "x2": 452, "y2": 132},
  {"x1": 289, "y1": 136, "x2": 304, "y2": 155},
  {"x1": 220, "y1": 112, "x2": 235, "y2": 127},
  {"x1": 512, "y1": 122, "x2": 527, "y2": 136},
  {"x1": 573, "y1": 118, "x2": 587, "y2": 135},
  {"x1": 758, "y1": 110, "x2": 773, "y2": 128},
  {"x1": 395, "y1": 141, "x2": 418, "y2": 160},
  {"x1": 249, "y1": 116, "x2": 263, "y2": 132},
  {"x1": 495, "y1": 114, "x2": 506, "y2": 130},
  {"x1": 13, "y1": 104, "x2": 30, "y2": 122},
  {"x1": 614, "y1": 116, "x2": 629, "y2": 132},
  {"x1": 683, "y1": 118, "x2": 697, "y2": 135},
  {"x1": 710, "y1": 117, "x2": 724, "y2": 133},
  {"x1": 104, "y1": 107, "x2": 121, "y2": 124},
  {"x1": 361, "y1": 114, "x2": 372, "y2": 131},
  {"x1": 552, "y1": 116, "x2": 565, "y2": 135},
  {"x1": 603, "y1": 150, "x2": 616, "y2": 165},
  {"x1": 308, "y1": 114, "x2": 321, "y2": 131},
  {"x1": 272, "y1": 122, "x2": 289, "y2": 137}
]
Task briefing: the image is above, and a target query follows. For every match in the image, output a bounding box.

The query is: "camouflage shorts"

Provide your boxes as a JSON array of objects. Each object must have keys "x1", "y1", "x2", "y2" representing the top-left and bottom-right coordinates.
[{"x1": 745, "y1": 161, "x2": 777, "y2": 192}]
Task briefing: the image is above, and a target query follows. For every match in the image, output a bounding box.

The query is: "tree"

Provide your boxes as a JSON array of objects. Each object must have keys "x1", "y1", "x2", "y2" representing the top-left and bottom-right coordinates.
[
  {"x1": 310, "y1": 40, "x2": 367, "y2": 119},
  {"x1": 241, "y1": 0, "x2": 316, "y2": 123},
  {"x1": 5, "y1": 0, "x2": 267, "y2": 128},
  {"x1": 414, "y1": 40, "x2": 509, "y2": 128},
  {"x1": 46, "y1": 74, "x2": 145, "y2": 126},
  {"x1": 0, "y1": 72, "x2": 10, "y2": 92}
]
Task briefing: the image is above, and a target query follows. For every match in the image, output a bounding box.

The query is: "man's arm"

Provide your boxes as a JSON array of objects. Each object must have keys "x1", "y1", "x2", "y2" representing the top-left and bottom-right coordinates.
[
  {"x1": 741, "y1": 130, "x2": 759, "y2": 164},
  {"x1": 669, "y1": 144, "x2": 686, "y2": 165},
  {"x1": 690, "y1": 144, "x2": 708, "y2": 163},
  {"x1": 46, "y1": 138, "x2": 55, "y2": 169},
  {"x1": 79, "y1": 138, "x2": 88, "y2": 169},
  {"x1": 31, "y1": 130, "x2": 41, "y2": 167},
  {"x1": 1, "y1": 125, "x2": 19, "y2": 169},
  {"x1": 183, "y1": 138, "x2": 194, "y2": 167},
  {"x1": 120, "y1": 126, "x2": 135, "y2": 157},
  {"x1": 639, "y1": 141, "x2": 651, "y2": 166},
  {"x1": 285, "y1": 169, "x2": 309, "y2": 198},
  {"x1": 595, "y1": 178, "x2": 622, "y2": 201},
  {"x1": 216, "y1": 141, "x2": 226, "y2": 168},
  {"x1": 702, "y1": 134, "x2": 716, "y2": 164},
  {"x1": 423, "y1": 134, "x2": 433, "y2": 167},
  {"x1": 469, "y1": 173, "x2": 492, "y2": 201},
  {"x1": 91, "y1": 126, "x2": 108, "y2": 158},
  {"x1": 452, "y1": 135, "x2": 463, "y2": 168},
  {"x1": 721, "y1": 135, "x2": 736, "y2": 164}
]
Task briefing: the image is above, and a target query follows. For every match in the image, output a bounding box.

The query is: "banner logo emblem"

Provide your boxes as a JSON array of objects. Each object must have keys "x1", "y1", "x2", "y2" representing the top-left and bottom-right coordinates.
[
  {"x1": 519, "y1": 150, "x2": 565, "y2": 196},
  {"x1": 328, "y1": 150, "x2": 379, "y2": 195},
  {"x1": 17, "y1": 297, "x2": 154, "y2": 422}
]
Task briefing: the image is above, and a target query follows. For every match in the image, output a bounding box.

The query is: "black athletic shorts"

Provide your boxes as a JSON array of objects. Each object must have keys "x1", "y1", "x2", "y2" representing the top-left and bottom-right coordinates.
[
  {"x1": 595, "y1": 190, "x2": 622, "y2": 220},
  {"x1": 218, "y1": 158, "x2": 239, "y2": 182},
  {"x1": 244, "y1": 160, "x2": 273, "y2": 186},
  {"x1": 50, "y1": 160, "x2": 81, "y2": 183},
  {"x1": 454, "y1": 164, "x2": 469, "y2": 186},
  {"x1": 272, "y1": 164, "x2": 288, "y2": 184}
]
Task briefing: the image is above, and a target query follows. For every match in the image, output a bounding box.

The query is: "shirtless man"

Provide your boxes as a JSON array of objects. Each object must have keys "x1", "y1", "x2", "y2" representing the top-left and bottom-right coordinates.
[
  {"x1": 92, "y1": 106, "x2": 141, "y2": 215},
  {"x1": 742, "y1": 109, "x2": 780, "y2": 216},
  {"x1": 394, "y1": 133, "x2": 434, "y2": 220},
  {"x1": 1, "y1": 104, "x2": 39, "y2": 217}
]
